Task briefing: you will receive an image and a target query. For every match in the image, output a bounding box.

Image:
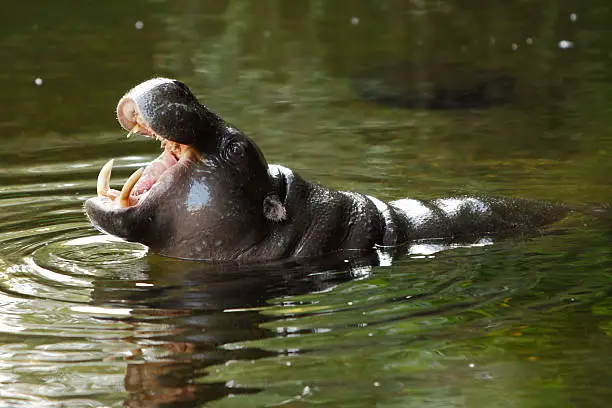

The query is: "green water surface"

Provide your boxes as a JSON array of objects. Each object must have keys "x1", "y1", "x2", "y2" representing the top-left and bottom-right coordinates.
[{"x1": 1, "y1": 1, "x2": 612, "y2": 407}]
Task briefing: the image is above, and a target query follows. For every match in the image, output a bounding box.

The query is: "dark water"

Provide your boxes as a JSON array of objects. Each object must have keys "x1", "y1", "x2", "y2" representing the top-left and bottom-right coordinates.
[{"x1": 1, "y1": 1, "x2": 612, "y2": 407}]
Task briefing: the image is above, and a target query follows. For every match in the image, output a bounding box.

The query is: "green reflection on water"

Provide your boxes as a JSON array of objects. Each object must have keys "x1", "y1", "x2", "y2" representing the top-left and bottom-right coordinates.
[{"x1": 1, "y1": 0, "x2": 612, "y2": 407}]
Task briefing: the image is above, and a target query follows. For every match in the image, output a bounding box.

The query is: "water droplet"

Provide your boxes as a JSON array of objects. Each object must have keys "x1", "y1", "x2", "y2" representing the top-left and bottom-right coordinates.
[
  {"x1": 351, "y1": 16, "x2": 360, "y2": 25},
  {"x1": 135, "y1": 21, "x2": 144, "y2": 30},
  {"x1": 34, "y1": 77, "x2": 43, "y2": 86}
]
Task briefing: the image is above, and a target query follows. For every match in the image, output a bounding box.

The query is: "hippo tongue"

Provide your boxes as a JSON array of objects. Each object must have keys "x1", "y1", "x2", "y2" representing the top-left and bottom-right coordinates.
[{"x1": 131, "y1": 150, "x2": 178, "y2": 197}]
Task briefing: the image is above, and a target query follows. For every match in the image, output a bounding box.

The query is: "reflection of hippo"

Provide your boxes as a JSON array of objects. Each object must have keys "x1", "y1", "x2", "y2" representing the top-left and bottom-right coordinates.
[
  {"x1": 91, "y1": 253, "x2": 374, "y2": 406},
  {"x1": 84, "y1": 78, "x2": 568, "y2": 261}
]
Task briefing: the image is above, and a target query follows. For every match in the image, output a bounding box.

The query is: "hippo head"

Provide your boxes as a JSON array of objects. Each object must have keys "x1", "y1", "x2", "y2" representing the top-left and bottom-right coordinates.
[{"x1": 85, "y1": 78, "x2": 286, "y2": 260}]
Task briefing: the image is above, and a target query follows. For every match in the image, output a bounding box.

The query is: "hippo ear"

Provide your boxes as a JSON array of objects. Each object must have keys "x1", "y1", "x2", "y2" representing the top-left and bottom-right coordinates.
[{"x1": 263, "y1": 194, "x2": 287, "y2": 222}]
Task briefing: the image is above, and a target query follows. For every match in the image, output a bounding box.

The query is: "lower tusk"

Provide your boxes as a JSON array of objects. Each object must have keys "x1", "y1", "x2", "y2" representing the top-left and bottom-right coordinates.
[
  {"x1": 119, "y1": 167, "x2": 144, "y2": 208},
  {"x1": 97, "y1": 159, "x2": 114, "y2": 197}
]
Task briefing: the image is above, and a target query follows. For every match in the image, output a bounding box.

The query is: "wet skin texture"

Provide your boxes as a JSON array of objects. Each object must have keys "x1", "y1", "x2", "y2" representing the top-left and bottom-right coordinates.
[{"x1": 84, "y1": 78, "x2": 569, "y2": 261}]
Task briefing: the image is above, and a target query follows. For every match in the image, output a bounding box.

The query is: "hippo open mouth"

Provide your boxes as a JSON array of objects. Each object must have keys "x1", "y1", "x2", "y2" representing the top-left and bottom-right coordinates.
[
  {"x1": 96, "y1": 79, "x2": 204, "y2": 209},
  {"x1": 95, "y1": 125, "x2": 199, "y2": 209}
]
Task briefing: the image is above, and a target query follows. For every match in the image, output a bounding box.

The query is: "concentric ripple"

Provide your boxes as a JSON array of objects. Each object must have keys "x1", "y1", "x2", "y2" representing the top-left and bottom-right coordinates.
[
  {"x1": 0, "y1": 152, "x2": 178, "y2": 407},
  {"x1": 2, "y1": 143, "x2": 612, "y2": 407}
]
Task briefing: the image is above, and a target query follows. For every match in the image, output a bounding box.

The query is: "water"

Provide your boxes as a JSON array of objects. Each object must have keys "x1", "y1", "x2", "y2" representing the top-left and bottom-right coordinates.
[{"x1": 1, "y1": 1, "x2": 612, "y2": 406}]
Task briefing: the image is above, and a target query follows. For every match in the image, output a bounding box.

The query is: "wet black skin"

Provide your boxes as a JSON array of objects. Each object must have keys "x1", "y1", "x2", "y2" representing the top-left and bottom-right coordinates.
[{"x1": 84, "y1": 78, "x2": 570, "y2": 261}]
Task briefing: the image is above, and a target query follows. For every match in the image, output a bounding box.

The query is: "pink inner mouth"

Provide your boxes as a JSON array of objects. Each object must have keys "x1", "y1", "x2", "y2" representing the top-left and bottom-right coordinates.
[
  {"x1": 130, "y1": 149, "x2": 179, "y2": 202},
  {"x1": 96, "y1": 139, "x2": 200, "y2": 209}
]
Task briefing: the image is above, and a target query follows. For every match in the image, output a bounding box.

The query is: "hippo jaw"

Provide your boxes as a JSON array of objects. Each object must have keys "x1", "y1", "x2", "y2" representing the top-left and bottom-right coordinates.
[{"x1": 85, "y1": 78, "x2": 282, "y2": 260}]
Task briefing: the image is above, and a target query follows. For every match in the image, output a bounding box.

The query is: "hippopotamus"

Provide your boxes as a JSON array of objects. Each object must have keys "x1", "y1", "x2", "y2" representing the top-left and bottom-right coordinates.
[{"x1": 84, "y1": 78, "x2": 569, "y2": 261}]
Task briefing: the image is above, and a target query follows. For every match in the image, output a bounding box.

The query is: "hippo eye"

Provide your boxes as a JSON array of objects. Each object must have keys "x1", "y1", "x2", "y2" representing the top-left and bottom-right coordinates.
[{"x1": 225, "y1": 141, "x2": 246, "y2": 162}]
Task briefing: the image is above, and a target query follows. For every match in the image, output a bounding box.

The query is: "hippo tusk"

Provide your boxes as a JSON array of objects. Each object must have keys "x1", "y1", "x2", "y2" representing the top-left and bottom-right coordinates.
[
  {"x1": 97, "y1": 159, "x2": 114, "y2": 197},
  {"x1": 126, "y1": 124, "x2": 140, "y2": 138},
  {"x1": 119, "y1": 167, "x2": 144, "y2": 208}
]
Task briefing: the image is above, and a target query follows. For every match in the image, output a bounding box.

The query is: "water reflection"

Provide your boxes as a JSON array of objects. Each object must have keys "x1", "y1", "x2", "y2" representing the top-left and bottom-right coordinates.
[
  {"x1": 1, "y1": 0, "x2": 612, "y2": 406},
  {"x1": 88, "y1": 252, "x2": 380, "y2": 407}
]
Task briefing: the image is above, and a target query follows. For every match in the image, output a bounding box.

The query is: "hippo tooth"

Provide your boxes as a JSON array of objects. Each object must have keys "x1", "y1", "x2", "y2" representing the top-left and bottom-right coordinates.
[
  {"x1": 126, "y1": 124, "x2": 140, "y2": 138},
  {"x1": 119, "y1": 167, "x2": 144, "y2": 208},
  {"x1": 97, "y1": 159, "x2": 114, "y2": 197},
  {"x1": 182, "y1": 147, "x2": 203, "y2": 161}
]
